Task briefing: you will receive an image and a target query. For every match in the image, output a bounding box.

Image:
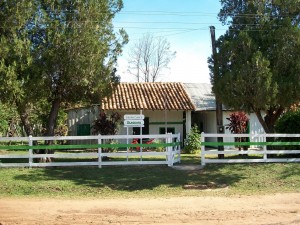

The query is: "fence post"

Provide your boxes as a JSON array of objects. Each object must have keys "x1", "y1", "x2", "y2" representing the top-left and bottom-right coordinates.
[
  {"x1": 98, "y1": 134, "x2": 102, "y2": 168},
  {"x1": 167, "y1": 133, "x2": 173, "y2": 166},
  {"x1": 177, "y1": 133, "x2": 181, "y2": 163},
  {"x1": 201, "y1": 132, "x2": 205, "y2": 166},
  {"x1": 28, "y1": 135, "x2": 33, "y2": 168},
  {"x1": 263, "y1": 134, "x2": 267, "y2": 162}
]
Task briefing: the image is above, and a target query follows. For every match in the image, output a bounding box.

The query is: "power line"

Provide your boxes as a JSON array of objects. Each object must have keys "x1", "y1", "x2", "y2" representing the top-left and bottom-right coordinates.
[{"x1": 37, "y1": 9, "x2": 297, "y2": 17}]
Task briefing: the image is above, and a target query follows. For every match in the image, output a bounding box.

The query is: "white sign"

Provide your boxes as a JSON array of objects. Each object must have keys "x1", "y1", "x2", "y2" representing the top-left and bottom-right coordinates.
[
  {"x1": 124, "y1": 120, "x2": 144, "y2": 127},
  {"x1": 124, "y1": 114, "x2": 144, "y2": 120}
]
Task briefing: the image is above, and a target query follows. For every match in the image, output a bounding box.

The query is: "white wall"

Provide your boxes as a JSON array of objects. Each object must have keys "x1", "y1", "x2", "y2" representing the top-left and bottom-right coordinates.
[
  {"x1": 249, "y1": 112, "x2": 266, "y2": 144},
  {"x1": 67, "y1": 108, "x2": 188, "y2": 143},
  {"x1": 118, "y1": 110, "x2": 185, "y2": 143},
  {"x1": 67, "y1": 107, "x2": 266, "y2": 147},
  {"x1": 196, "y1": 111, "x2": 265, "y2": 148}
]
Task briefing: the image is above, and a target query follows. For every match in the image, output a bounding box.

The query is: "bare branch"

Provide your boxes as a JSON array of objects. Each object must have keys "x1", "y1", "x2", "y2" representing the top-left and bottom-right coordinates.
[{"x1": 127, "y1": 33, "x2": 176, "y2": 82}]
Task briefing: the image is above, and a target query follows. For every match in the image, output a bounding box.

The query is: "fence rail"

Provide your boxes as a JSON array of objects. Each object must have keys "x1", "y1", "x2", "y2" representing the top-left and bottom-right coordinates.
[
  {"x1": 0, "y1": 133, "x2": 181, "y2": 168},
  {"x1": 201, "y1": 133, "x2": 300, "y2": 166}
]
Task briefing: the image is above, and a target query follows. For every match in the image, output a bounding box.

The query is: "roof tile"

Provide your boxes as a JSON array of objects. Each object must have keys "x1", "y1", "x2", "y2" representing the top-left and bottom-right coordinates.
[{"x1": 101, "y1": 82, "x2": 195, "y2": 110}]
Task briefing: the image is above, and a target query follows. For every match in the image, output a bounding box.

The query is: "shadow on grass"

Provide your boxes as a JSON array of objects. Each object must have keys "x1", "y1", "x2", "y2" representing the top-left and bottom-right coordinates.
[
  {"x1": 7, "y1": 152, "x2": 299, "y2": 194},
  {"x1": 11, "y1": 164, "x2": 245, "y2": 192},
  {"x1": 277, "y1": 163, "x2": 300, "y2": 179}
]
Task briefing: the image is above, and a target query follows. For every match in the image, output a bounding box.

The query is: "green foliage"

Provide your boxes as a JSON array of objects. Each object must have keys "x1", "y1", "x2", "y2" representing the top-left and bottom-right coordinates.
[
  {"x1": 184, "y1": 125, "x2": 201, "y2": 154},
  {"x1": 0, "y1": 103, "x2": 19, "y2": 136},
  {"x1": 153, "y1": 139, "x2": 165, "y2": 152},
  {"x1": 275, "y1": 110, "x2": 300, "y2": 150},
  {"x1": 209, "y1": 0, "x2": 300, "y2": 133},
  {"x1": 0, "y1": 0, "x2": 128, "y2": 137},
  {"x1": 107, "y1": 140, "x2": 119, "y2": 153},
  {"x1": 275, "y1": 110, "x2": 300, "y2": 134},
  {"x1": 0, "y1": 1, "x2": 35, "y2": 103}
]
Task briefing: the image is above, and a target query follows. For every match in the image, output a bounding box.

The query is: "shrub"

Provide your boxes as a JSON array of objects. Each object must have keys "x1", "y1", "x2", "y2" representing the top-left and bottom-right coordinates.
[
  {"x1": 91, "y1": 111, "x2": 121, "y2": 135},
  {"x1": 153, "y1": 139, "x2": 164, "y2": 152},
  {"x1": 91, "y1": 111, "x2": 121, "y2": 153},
  {"x1": 107, "y1": 140, "x2": 119, "y2": 152},
  {"x1": 184, "y1": 125, "x2": 201, "y2": 154},
  {"x1": 275, "y1": 109, "x2": 300, "y2": 151},
  {"x1": 226, "y1": 111, "x2": 249, "y2": 134},
  {"x1": 226, "y1": 112, "x2": 249, "y2": 150},
  {"x1": 275, "y1": 110, "x2": 300, "y2": 134}
]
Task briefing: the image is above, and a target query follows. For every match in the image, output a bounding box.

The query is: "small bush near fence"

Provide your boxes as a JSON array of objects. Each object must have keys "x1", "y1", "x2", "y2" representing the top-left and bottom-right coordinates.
[
  {"x1": 275, "y1": 110, "x2": 300, "y2": 151},
  {"x1": 184, "y1": 125, "x2": 201, "y2": 154}
]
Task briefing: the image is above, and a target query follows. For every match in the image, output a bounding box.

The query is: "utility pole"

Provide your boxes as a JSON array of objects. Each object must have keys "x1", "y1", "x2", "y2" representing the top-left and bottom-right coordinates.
[{"x1": 210, "y1": 26, "x2": 224, "y2": 159}]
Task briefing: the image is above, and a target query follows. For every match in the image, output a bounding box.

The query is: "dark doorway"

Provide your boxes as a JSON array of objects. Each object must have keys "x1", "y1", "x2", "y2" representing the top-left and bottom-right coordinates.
[{"x1": 133, "y1": 117, "x2": 149, "y2": 135}]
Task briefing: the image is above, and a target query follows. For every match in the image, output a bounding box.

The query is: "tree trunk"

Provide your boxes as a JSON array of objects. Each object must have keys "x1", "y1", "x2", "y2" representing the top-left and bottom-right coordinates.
[
  {"x1": 264, "y1": 107, "x2": 284, "y2": 134},
  {"x1": 16, "y1": 102, "x2": 34, "y2": 136},
  {"x1": 39, "y1": 98, "x2": 61, "y2": 163},
  {"x1": 255, "y1": 107, "x2": 284, "y2": 156},
  {"x1": 254, "y1": 110, "x2": 271, "y2": 133},
  {"x1": 46, "y1": 98, "x2": 61, "y2": 137}
]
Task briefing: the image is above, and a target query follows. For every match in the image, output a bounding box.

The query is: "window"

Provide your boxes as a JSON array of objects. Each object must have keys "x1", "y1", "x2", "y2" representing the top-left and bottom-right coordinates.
[{"x1": 159, "y1": 127, "x2": 175, "y2": 134}]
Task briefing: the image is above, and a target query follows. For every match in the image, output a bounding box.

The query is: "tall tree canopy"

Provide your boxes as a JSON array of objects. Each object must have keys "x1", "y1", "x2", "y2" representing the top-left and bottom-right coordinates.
[
  {"x1": 127, "y1": 33, "x2": 176, "y2": 82},
  {"x1": 209, "y1": 0, "x2": 300, "y2": 133},
  {"x1": 0, "y1": 0, "x2": 128, "y2": 136},
  {"x1": 0, "y1": 1, "x2": 37, "y2": 135}
]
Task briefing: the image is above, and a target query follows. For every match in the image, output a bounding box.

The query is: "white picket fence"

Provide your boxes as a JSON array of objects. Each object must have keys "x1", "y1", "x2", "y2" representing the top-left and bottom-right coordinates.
[
  {"x1": 0, "y1": 133, "x2": 181, "y2": 168},
  {"x1": 201, "y1": 133, "x2": 300, "y2": 166}
]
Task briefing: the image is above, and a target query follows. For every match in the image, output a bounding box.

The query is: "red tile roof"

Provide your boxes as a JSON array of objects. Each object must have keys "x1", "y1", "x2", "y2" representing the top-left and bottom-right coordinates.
[{"x1": 101, "y1": 82, "x2": 195, "y2": 110}]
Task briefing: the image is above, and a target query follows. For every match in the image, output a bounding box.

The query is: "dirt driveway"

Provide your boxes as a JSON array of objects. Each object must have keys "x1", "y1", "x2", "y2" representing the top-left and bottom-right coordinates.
[{"x1": 0, "y1": 193, "x2": 300, "y2": 225}]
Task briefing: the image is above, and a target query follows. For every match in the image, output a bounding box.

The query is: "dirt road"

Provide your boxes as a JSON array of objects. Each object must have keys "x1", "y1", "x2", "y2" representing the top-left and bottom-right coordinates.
[{"x1": 0, "y1": 193, "x2": 300, "y2": 225}]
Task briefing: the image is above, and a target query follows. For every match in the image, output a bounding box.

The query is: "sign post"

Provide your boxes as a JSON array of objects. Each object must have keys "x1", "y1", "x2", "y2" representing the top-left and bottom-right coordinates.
[{"x1": 124, "y1": 114, "x2": 145, "y2": 159}]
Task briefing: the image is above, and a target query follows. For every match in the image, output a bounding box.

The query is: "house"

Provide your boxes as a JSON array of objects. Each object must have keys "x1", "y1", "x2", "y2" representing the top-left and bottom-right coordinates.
[
  {"x1": 67, "y1": 82, "x2": 265, "y2": 144},
  {"x1": 183, "y1": 83, "x2": 265, "y2": 144},
  {"x1": 67, "y1": 82, "x2": 195, "y2": 143}
]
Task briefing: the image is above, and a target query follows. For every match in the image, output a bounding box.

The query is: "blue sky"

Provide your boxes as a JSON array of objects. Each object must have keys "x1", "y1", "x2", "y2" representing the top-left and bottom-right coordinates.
[{"x1": 114, "y1": 0, "x2": 227, "y2": 84}]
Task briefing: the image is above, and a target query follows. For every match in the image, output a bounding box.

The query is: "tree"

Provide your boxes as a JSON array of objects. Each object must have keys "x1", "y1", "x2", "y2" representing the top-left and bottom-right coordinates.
[
  {"x1": 209, "y1": 0, "x2": 300, "y2": 133},
  {"x1": 128, "y1": 33, "x2": 176, "y2": 82},
  {"x1": 0, "y1": 1, "x2": 37, "y2": 136},
  {"x1": 1, "y1": 0, "x2": 128, "y2": 138},
  {"x1": 0, "y1": 102, "x2": 19, "y2": 137},
  {"x1": 33, "y1": 0, "x2": 128, "y2": 137}
]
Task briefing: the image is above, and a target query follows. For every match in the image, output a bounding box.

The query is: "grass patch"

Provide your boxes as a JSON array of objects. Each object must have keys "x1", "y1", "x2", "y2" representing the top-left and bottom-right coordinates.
[{"x1": 0, "y1": 154, "x2": 299, "y2": 198}]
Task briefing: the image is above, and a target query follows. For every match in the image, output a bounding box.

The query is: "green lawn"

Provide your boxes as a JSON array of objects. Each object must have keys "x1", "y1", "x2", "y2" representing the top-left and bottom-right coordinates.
[{"x1": 0, "y1": 154, "x2": 299, "y2": 198}]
